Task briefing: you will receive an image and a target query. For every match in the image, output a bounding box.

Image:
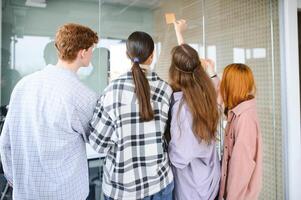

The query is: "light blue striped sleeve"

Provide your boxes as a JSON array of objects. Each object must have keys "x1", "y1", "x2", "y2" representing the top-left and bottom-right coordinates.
[
  {"x1": 71, "y1": 85, "x2": 98, "y2": 143},
  {"x1": 0, "y1": 116, "x2": 13, "y2": 186}
]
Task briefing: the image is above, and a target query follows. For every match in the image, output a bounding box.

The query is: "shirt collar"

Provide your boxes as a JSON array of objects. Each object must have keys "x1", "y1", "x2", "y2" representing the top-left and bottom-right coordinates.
[
  {"x1": 46, "y1": 64, "x2": 78, "y2": 79},
  {"x1": 227, "y1": 98, "x2": 256, "y2": 121},
  {"x1": 124, "y1": 70, "x2": 159, "y2": 81},
  {"x1": 173, "y1": 91, "x2": 183, "y2": 101}
]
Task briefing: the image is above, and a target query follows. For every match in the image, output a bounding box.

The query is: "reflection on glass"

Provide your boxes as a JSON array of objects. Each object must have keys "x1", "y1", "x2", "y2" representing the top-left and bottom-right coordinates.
[
  {"x1": 109, "y1": 41, "x2": 130, "y2": 81},
  {"x1": 43, "y1": 41, "x2": 57, "y2": 66},
  {"x1": 246, "y1": 49, "x2": 252, "y2": 59},
  {"x1": 1, "y1": 1, "x2": 103, "y2": 199},
  {"x1": 1, "y1": 48, "x2": 21, "y2": 106},
  {"x1": 80, "y1": 47, "x2": 109, "y2": 93},
  {"x1": 207, "y1": 45, "x2": 217, "y2": 68},
  {"x1": 233, "y1": 48, "x2": 246, "y2": 63},
  {"x1": 15, "y1": 36, "x2": 51, "y2": 76},
  {"x1": 253, "y1": 48, "x2": 266, "y2": 59},
  {"x1": 1, "y1": 0, "x2": 282, "y2": 199},
  {"x1": 1, "y1": 0, "x2": 102, "y2": 106}
]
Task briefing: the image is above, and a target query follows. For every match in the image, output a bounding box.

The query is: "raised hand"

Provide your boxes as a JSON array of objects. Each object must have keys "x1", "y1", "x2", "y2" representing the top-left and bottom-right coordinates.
[
  {"x1": 173, "y1": 19, "x2": 187, "y2": 45},
  {"x1": 200, "y1": 58, "x2": 216, "y2": 77}
]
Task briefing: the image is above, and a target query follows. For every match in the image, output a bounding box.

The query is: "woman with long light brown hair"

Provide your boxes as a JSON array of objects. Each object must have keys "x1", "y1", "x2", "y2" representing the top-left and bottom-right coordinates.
[{"x1": 168, "y1": 42, "x2": 221, "y2": 199}]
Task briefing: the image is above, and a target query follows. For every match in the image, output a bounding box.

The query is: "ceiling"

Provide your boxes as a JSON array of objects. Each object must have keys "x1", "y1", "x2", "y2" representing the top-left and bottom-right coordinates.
[
  {"x1": 101, "y1": 0, "x2": 162, "y2": 9},
  {"x1": 8, "y1": 0, "x2": 163, "y2": 9}
]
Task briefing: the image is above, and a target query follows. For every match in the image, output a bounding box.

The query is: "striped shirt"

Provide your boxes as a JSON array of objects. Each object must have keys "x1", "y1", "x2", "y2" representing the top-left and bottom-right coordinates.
[
  {"x1": 0, "y1": 65, "x2": 98, "y2": 200},
  {"x1": 89, "y1": 70, "x2": 173, "y2": 199}
]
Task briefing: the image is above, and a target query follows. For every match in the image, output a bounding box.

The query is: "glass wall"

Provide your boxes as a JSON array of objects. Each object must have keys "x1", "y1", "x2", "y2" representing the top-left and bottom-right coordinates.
[
  {"x1": 1, "y1": 0, "x2": 283, "y2": 199},
  {"x1": 1, "y1": 0, "x2": 106, "y2": 199},
  {"x1": 204, "y1": 1, "x2": 282, "y2": 199},
  {"x1": 151, "y1": 1, "x2": 282, "y2": 199}
]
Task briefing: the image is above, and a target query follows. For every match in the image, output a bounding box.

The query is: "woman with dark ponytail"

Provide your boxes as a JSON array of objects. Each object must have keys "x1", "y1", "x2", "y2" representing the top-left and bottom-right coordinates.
[
  {"x1": 127, "y1": 32, "x2": 154, "y2": 121},
  {"x1": 89, "y1": 31, "x2": 174, "y2": 200}
]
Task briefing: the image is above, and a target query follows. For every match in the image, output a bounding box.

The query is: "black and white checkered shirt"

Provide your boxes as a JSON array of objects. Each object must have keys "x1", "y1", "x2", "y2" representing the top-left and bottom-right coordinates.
[{"x1": 89, "y1": 71, "x2": 174, "y2": 199}]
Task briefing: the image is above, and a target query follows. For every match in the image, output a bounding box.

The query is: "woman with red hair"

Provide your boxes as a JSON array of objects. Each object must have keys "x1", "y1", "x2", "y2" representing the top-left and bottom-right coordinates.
[{"x1": 218, "y1": 63, "x2": 262, "y2": 200}]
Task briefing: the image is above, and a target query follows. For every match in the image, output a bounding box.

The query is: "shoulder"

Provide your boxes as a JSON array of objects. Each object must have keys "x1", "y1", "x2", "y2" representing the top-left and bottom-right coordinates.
[
  {"x1": 236, "y1": 104, "x2": 259, "y2": 125},
  {"x1": 104, "y1": 72, "x2": 133, "y2": 92},
  {"x1": 171, "y1": 93, "x2": 191, "y2": 121},
  {"x1": 150, "y1": 72, "x2": 173, "y2": 102},
  {"x1": 98, "y1": 73, "x2": 132, "y2": 108},
  {"x1": 53, "y1": 72, "x2": 98, "y2": 108},
  {"x1": 10, "y1": 71, "x2": 42, "y2": 95},
  {"x1": 75, "y1": 82, "x2": 98, "y2": 104},
  {"x1": 152, "y1": 71, "x2": 172, "y2": 90},
  {"x1": 233, "y1": 107, "x2": 260, "y2": 139}
]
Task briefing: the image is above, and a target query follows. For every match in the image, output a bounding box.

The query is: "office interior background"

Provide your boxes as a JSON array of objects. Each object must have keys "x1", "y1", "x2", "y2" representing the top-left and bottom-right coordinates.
[{"x1": 1, "y1": 0, "x2": 301, "y2": 199}]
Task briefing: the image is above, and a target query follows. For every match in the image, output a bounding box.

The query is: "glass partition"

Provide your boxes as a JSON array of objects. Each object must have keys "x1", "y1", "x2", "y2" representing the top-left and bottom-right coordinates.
[{"x1": 1, "y1": 0, "x2": 283, "y2": 199}]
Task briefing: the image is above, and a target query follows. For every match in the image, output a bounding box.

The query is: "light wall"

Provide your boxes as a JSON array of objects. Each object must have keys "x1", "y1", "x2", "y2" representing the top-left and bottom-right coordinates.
[{"x1": 280, "y1": 0, "x2": 301, "y2": 199}]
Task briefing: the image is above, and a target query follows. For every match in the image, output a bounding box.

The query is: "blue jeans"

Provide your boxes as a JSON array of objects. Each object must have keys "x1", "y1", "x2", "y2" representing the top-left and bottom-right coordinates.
[{"x1": 104, "y1": 181, "x2": 174, "y2": 200}]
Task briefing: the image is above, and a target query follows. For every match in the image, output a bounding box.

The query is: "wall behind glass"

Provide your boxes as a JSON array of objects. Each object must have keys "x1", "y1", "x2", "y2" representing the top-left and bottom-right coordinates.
[
  {"x1": 204, "y1": 1, "x2": 282, "y2": 199},
  {"x1": 1, "y1": 0, "x2": 283, "y2": 199},
  {"x1": 1, "y1": 0, "x2": 107, "y2": 107},
  {"x1": 1, "y1": 1, "x2": 105, "y2": 199},
  {"x1": 151, "y1": 0, "x2": 282, "y2": 199},
  {"x1": 98, "y1": 0, "x2": 283, "y2": 199}
]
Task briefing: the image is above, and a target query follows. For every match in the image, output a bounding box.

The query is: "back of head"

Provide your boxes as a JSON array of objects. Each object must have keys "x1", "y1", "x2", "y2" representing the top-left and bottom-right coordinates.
[
  {"x1": 220, "y1": 63, "x2": 256, "y2": 114},
  {"x1": 169, "y1": 44, "x2": 219, "y2": 143},
  {"x1": 55, "y1": 23, "x2": 98, "y2": 63},
  {"x1": 126, "y1": 31, "x2": 154, "y2": 121}
]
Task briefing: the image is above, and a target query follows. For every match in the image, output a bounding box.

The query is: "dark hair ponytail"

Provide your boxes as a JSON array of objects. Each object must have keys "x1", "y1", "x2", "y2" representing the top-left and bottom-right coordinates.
[{"x1": 126, "y1": 31, "x2": 154, "y2": 121}]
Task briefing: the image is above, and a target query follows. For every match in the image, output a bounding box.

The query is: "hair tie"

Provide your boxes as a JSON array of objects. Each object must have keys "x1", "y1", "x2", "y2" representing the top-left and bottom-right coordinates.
[{"x1": 133, "y1": 57, "x2": 140, "y2": 63}]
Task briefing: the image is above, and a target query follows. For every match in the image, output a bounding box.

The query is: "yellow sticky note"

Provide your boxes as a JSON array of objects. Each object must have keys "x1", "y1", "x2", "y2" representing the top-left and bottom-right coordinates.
[{"x1": 165, "y1": 13, "x2": 176, "y2": 24}]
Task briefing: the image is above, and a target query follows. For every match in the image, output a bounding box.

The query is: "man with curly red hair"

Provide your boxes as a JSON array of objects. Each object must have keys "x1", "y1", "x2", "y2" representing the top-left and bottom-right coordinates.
[{"x1": 0, "y1": 23, "x2": 99, "y2": 199}]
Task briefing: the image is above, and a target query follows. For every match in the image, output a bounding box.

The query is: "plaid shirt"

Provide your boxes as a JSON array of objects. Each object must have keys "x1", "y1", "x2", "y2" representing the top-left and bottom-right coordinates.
[{"x1": 89, "y1": 71, "x2": 174, "y2": 199}]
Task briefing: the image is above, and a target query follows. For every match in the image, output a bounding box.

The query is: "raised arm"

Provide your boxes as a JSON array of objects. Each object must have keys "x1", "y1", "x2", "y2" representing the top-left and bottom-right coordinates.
[
  {"x1": 201, "y1": 59, "x2": 223, "y2": 106},
  {"x1": 173, "y1": 19, "x2": 187, "y2": 45}
]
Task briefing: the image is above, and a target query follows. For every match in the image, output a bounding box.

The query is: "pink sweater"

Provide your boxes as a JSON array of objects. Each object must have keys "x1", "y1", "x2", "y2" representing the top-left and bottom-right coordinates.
[{"x1": 219, "y1": 99, "x2": 262, "y2": 200}]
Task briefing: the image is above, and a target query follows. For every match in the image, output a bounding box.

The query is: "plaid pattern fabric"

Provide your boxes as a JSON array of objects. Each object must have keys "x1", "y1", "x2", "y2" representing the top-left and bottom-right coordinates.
[
  {"x1": 89, "y1": 71, "x2": 174, "y2": 200},
  {"x1": 0, "y1": 65, "x2": 98, "y2": 200}
]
